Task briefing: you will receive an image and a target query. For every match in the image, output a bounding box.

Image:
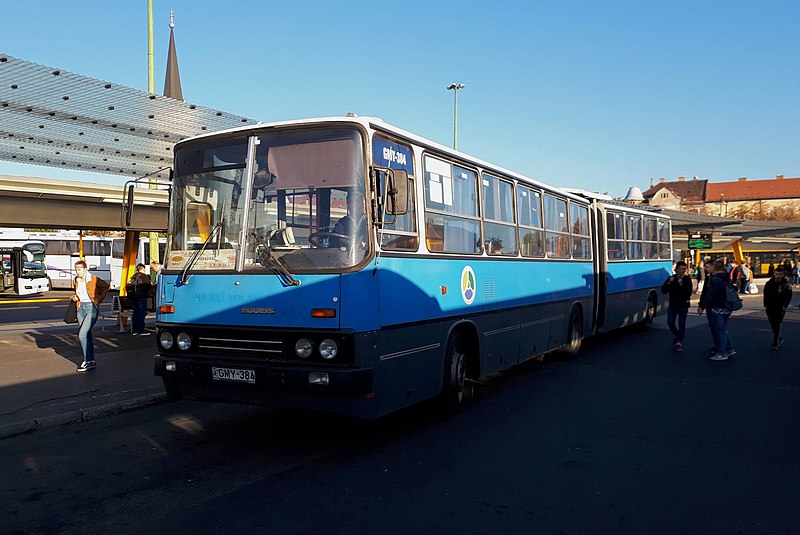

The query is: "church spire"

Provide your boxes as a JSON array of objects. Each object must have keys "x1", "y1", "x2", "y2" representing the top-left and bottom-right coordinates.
[{"x1": 163, "y1": 10, "x2": 184, "y2": 101}]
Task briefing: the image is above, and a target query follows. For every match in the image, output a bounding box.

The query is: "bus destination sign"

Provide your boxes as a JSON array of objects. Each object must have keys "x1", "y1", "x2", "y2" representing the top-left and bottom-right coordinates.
[{"x1": 688, "y1": 233, "x2": 712, "y2": 250}]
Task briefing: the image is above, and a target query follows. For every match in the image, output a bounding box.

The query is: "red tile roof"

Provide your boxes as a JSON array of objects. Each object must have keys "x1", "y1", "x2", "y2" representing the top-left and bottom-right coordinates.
[
  {"x1": 706, "y1": 177, "x2": 800, "y2": 202},
  {"x1": 642, "y1": 179, "x2": 707, "y2": 202}
]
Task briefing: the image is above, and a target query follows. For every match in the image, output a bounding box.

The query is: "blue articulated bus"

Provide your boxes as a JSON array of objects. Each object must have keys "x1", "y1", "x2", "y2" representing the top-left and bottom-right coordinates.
[{"x1": 150, "y1": 116, "x2": 671, "y2": 419}]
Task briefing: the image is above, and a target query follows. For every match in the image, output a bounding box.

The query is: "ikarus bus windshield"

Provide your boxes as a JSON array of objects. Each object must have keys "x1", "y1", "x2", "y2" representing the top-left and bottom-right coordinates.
[{"x1": 167, "y1": 127, "x2": 368, "y2": 274}]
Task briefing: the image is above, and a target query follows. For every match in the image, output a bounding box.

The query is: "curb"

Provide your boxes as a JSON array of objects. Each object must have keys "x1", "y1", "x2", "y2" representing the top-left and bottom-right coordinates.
[{"x1": 0, "y1": 392, "x2": 170, "y2": 441}]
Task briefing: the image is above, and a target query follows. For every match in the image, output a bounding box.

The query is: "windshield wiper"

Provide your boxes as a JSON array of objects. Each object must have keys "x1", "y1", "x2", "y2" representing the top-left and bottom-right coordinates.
[
  {"x1": 180, "y1": 220, "x2": 223, "y2": 285},
  {"x1": 256, "y1": 231, "x2": 301, "y2": 287}
]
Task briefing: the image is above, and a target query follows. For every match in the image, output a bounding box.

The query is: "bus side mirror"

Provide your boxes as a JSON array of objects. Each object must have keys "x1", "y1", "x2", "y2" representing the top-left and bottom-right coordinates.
[
  {"x1": 385, "y1": 169, "x2": 408, "y2": 216},
  {"x1": 123, "y1": 183, "x2": 135, "y2": 228}
]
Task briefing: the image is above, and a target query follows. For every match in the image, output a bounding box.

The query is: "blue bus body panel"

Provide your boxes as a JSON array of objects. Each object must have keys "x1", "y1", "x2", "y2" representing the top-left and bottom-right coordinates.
[
  {"x1": 376, "y1": 257, "x2": 593, "y2": 327},
  {"x1": 606, "y1": 261, "x2": 671, "y2": 294},
  {"x1": 158, "y1": 273, "x2": 341, "y2": 329}
]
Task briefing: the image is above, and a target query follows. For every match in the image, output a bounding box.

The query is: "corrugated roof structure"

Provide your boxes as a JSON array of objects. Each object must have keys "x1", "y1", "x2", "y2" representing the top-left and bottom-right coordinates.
[{"x1": 0, "y1": 53, "x2": 258, "y2": 179}]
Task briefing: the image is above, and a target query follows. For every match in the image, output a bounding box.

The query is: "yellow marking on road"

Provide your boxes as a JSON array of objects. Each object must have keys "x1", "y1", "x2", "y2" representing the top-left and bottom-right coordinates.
[{"x1": 0, "y1": 297, "x2": 72, "y2": 305}]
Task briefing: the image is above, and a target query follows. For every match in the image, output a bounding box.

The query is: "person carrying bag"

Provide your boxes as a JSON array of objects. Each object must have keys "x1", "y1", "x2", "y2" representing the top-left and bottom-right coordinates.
[
  {"x1": 126, "y1": 263, "x2": 152, "y2": 336},
  {"x1": 72, "y1": 260, "x2": 110, "y2": 372}
]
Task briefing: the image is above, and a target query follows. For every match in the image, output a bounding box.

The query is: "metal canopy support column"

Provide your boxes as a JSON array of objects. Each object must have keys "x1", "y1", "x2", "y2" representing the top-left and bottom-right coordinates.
[
  {"x1": 118, "y1": 230, "x2": 140, "y2": 329},
  {"x1": 730, "y1": 239, "x2": 744, "y2": 264}
]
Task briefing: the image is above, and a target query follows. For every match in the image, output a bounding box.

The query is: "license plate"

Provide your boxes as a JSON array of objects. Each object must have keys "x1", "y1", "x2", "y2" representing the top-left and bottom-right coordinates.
[{"x1": 211, "y1": 367, "x2": 256, "y2": 384}]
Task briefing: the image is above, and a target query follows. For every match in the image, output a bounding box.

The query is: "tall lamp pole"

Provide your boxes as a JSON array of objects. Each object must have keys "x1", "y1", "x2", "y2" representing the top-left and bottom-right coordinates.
[{"x1": 447, "y1": 83, "x2": 465, "y2": 150}]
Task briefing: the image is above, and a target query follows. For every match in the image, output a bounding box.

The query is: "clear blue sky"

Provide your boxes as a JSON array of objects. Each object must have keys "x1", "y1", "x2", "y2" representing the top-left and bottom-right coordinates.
[{"x1": 1, "y1": 0, "x2": 798, "y2": 197}]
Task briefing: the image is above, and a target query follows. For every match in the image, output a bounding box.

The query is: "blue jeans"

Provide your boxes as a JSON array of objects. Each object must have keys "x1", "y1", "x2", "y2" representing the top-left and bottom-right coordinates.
[
  {"x1": 132, "y1": 297, "x2": 148, "y2": 334},
  {"x1": 707, "y1": 308, "x2": 734, "y2": 355},
  {"x1": 667, "y1": 306, "x2": 688, "y2": 342},
  {"x1": 77, "y1": 302, "x2": 98, "y2": 363}
]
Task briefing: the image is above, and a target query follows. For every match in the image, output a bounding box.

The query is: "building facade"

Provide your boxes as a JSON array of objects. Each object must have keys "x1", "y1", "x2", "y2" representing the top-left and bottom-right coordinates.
[{"x1": 641, "y1": 175, "x2": 800, "y2": 221}]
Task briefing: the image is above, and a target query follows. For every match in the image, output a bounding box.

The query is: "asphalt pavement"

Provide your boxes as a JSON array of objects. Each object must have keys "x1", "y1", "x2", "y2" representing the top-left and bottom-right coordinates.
[
  {"x1": 0, "y1": 309, "x2": 164, "y2": 439},
  {"x1": 0, "y1": 279, "x2": 795, "y2": 440}
]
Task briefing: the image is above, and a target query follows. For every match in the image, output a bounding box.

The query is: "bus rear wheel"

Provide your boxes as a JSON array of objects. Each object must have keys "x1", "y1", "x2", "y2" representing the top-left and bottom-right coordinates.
[
  {"x1": 640, "y1": 295, "x2": 656, "y2": 330},
  {"x1": 563, "y1": 308, "x2": 583, "y2": 355},
  {"x1": 438, "y1": 333, "x2": 469, "y2": 416}
]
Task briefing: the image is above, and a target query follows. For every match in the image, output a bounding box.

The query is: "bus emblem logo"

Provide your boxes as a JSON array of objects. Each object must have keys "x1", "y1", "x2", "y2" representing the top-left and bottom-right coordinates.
[{"x1": 461, "y1": 266, "x2": 476, "y2": 305}]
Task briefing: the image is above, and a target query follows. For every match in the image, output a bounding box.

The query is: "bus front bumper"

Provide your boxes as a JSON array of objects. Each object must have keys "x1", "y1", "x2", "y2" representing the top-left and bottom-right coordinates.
[{"x1": 153, "y1": 355, "x2": 374, "y2": 401}]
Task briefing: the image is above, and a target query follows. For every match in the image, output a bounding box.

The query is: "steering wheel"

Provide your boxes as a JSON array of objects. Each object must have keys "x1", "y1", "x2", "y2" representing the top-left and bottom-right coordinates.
[{"x1": 307, "y1": 231, "x2": 354, "y2": 248}]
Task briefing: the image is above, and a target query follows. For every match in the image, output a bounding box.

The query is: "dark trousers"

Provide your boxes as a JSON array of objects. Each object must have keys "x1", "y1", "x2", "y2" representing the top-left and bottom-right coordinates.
[
  {"x1": 766, "y1": 307, "x2": 785, "y2": 344},
  {"x1": 132, "y1": 297, "x2": 148, "y2": 334},
  {"x1": 667, "y1": 306, "x2": 688, "y2": 342}
]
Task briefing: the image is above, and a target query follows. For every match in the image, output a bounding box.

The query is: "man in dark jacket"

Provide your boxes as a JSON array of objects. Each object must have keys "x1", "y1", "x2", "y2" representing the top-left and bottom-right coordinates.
[
  {"x1": 699, "y1": 260, "x2": 736, "y2": 361},
  {"x1": 763, "y1": 266, "x2": 792, "y2": 350},
  {"x1": 661, "y1": 261, "x2": 693, "y2": 351},
  {"x1": 127, "y1": 263, "x2": 152, "y2": 336}
]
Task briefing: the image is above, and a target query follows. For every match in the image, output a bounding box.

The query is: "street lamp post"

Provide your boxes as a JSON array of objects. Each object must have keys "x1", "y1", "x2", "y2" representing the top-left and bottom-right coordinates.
[{"x1": 447, "y1": 83, "x2": 465, "y2": 150}]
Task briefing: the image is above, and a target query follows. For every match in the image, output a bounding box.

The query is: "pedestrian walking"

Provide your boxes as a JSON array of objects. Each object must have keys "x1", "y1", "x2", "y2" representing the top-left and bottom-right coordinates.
[
  {"x1": 71, "y1": 260, "x2": 110, "y2": 372},
  {"x1": 699, "y1": 259, "x2": 736, "y2": 361},
  {"x1": 661, "y1": 260, "x2": 693, "y2": 351},
  {"x1": 127, "y1": 263, "x2": 152, "y2": 336},
  {"x1": 695, "y1": 256, "x2": 709, "y2": 295},
  {"x1": 763, "y1": 266, "x2": 792, "y2": 350},
  {"x1": 738, "y1": 262, "x2": 751, "y2": 294}
]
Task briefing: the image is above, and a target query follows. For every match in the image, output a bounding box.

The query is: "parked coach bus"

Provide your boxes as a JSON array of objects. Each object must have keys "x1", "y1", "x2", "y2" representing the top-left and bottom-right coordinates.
[
  {"x1": 147, "y1": 116, "x2": 672, "y2": 419},
  {"x1": 0, "y1": 241, "x2": 50, "y2": 296},
  {"x1": 26, "y1": 233, "x2": 113, "y2": 290}
]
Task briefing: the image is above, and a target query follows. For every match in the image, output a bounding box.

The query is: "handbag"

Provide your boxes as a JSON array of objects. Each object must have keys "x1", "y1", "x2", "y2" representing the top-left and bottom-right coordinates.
[{"x1": 64, "y1": 301, "x2": 78, "y2": 324}]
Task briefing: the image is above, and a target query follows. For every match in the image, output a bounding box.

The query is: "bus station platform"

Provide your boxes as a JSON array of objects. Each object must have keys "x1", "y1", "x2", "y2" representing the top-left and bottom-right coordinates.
[
  {"x1": 0, "y1": 314, "x2": 165, "y2": 440},
  {"x1": 0, "y1": 278, "x2": 795, "y2": 440}
]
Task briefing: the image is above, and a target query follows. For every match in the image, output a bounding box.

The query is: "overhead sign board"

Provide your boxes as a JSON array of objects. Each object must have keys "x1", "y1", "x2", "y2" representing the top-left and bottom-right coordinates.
[{"x1": 688, "y1": 233, "x2": 712, "y2": 250}]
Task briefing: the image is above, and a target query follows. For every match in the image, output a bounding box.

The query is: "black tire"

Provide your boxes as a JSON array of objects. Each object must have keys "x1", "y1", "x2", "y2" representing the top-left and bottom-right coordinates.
[
  {"x1": 439, "y1": 333, "x2": 468, "y2": 416},
  {"x1": 640, "y1": 295, "x2": 656, "y2": 330},
  {"x1": 563, "y1": 308, "x2": 583, "y2": 355}
]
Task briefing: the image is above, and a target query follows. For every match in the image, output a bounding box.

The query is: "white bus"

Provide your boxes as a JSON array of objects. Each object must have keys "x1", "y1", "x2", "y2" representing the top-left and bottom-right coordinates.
[
  {"x1": 25, "y1": 232, "x2": 114, "y2": 290},
  {"x1": 111, "y1": 236, "x2": 167, "y2": 289},
  {"x1": 0, "y1": 240, "x2": 50, "y2": 295}
]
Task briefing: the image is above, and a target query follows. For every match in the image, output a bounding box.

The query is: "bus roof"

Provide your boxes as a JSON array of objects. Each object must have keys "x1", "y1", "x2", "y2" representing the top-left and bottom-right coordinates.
[{"x1": 173, "y1": 116, "x2": 595, "y2": 205}]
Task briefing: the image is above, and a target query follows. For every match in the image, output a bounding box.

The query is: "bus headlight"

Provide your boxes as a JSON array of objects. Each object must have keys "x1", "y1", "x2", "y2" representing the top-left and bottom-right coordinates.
[
  {"x1": 319, "y1": 339, "x2": 338, "y2": 360},
  {"x1": 176, "y1": 332, "x2": 192, "y2": 351},
  {"x1": 159, "y1": 331, "x2": 174, "y2": 350},
  {"x1": 295, "y1": 338, "x2": 314, "y2": 359}
]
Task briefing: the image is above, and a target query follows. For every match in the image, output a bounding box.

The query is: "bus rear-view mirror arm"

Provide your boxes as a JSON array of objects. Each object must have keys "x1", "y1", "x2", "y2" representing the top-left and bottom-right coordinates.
[{"x1": 380, "y1": 168, "x2": 409, "y2": 216}]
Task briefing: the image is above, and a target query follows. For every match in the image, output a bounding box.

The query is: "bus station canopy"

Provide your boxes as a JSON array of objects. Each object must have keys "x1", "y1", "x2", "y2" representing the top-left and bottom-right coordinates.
[{"x1": 0, "y1": 53, "x2": 259, "y2": 179}]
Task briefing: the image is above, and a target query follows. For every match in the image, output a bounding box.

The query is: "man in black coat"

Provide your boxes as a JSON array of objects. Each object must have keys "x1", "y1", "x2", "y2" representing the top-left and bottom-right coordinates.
[
  {"x1": 763, "y1": 266, "x2": 792, "y2": 350},
  {"x1": 661, "y1": 261, "x2": 693, "y2": 351}
]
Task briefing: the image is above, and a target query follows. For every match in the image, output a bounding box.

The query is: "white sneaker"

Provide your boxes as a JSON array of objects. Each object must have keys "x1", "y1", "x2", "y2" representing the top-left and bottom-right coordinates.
[{"x1": 709, "y1": 353, "x2": 729, "y2": 361}]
